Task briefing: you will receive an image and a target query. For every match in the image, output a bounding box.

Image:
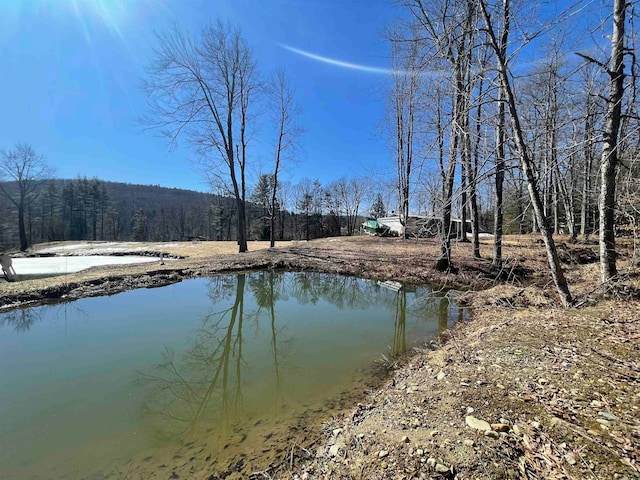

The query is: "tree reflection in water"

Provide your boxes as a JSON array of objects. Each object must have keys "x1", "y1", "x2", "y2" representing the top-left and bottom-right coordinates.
[
  {"x1": 0, "y1": 302, "x2": 88, "y2": 333},
  {"x1": 0, "y1": 309, "x2": 41, "y2": 332},
  {"x1": 137, "y1": 272, "x2": 467, "y2": 442},
  {"x1": 248, "y1": 271, "x2": 291, "y2": 411},
  {"x1": 392, "y1": 289, "x2": 407, "y2": 357},
  {"x1": 139, "y1": 274, "x2": 248, "y2": 440},
  {"x1": 390, "y1": 287, "x2": 464, "y2": 358},
  {"x1": 439, "y1": 295, "x2": 450, "y2": 333}
]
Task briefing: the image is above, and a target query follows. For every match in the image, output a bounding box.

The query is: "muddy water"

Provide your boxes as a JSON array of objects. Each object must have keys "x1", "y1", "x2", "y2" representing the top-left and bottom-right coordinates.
[{"x1": 0, "y1": 271, "x2": 466, "y2": 479}]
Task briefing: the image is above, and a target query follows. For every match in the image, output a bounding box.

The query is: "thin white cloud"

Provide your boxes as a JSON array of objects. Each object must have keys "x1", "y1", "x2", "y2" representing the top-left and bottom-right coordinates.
[{"x1": 281, "y1": 44, "x2": 399, "y2": 75}]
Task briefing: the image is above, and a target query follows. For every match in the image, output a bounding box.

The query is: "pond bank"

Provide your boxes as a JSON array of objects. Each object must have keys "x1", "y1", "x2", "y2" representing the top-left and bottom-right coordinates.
[
  {"x1": 0, "y1": 238, "x2": 496, "y2": 312},
  {"x1": 291, "y1": 287, "x2": 639, "y2": 480},
  {"x1": 1, "y1": 237, "x2": 638, "y2": 479}
]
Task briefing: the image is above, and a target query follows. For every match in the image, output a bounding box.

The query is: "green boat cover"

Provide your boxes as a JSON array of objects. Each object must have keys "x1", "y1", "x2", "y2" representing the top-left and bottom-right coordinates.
[{"x1": 364, "y1": 220, "x2": 379, "y2": 231}]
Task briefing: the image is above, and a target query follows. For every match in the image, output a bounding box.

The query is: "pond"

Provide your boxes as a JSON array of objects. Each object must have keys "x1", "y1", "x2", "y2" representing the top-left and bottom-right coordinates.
[{"x1": 0, "y1": 271, "x2": 467, "y2": 479}]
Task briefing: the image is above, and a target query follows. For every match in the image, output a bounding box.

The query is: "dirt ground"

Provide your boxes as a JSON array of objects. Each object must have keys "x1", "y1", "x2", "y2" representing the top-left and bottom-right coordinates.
[{"x1": 1, "y1": 236, "x2": 638, "y2": 479}]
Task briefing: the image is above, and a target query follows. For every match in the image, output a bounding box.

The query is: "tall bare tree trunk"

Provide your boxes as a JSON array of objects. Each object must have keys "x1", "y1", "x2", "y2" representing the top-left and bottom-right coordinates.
[
  {"x1": 437, "y1": 1, "x2": 475, "y2": 271},
  {"x1": 471, "y1": 72, "x2": 486, "y2": 259},
  {"x1": 390, "y1": 32, "x2": 419, "y2": 239},
  {"x1": 480, "y1": 0, "x2": 573, "y2": 307},
  {"x1": 437, "y1": 111, "x2": 459, "y2": 270},
  {"x1": 18, "y1": 199, "x2": 28, "y2": 251},
  {"x1": 580, "y1": 91, "x2": 595, "y2": 239},
  {"x1": 268, "y1": 70, "x2": 302, "y2": 248},
  {"x1": 462, "y1": 107, "x2": 480, "y2": 257},
  {"x1": 493, "y1": 0, "x2": 509, "y2": 268},
  {"x1": 460, "y1": 160, "x2": 468, "y2": 242},
  {"x1": 598, "y1": 0, "x2": 626, "y2": 284}
]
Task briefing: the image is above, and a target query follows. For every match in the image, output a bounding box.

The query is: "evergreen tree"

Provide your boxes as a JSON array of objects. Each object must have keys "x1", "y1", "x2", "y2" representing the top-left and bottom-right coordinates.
[{"x1": 370, "y1": 193, "x2": 387, "y2": 219}]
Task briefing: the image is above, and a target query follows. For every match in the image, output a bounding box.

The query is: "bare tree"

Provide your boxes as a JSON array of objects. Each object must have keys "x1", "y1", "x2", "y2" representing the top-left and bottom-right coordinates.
[
  {"x1": 294, "y1": 179, "x2": 323, "y2": 241},
  {"x1": 267, "y1": 69, "x2": 302, "y2": 247},
  {"x1": 388, "y1": 27, "x2": 422, "y2": 239},
  {"x1": 276, "y1": 180, "x2": 293, "y2": 240},
  {"x1": 492, "y1": 0, "x2": 509, "y2": 268},
  {"x1": 536, "y1": 46, "x2": 578, "y2": 242},
  {"x1": 404, "y1": 0, "x2": 477, "y2": 271},
  {"x1": 479, "y1": 0, "x2": 573, "y2": 307},
  {"x1": 143, "y1": 21, "x2": 258, "y2": 252},
  {"x1": 0, "y1": 144, "x2": 53, "y2": 251},
  {"x1": 578, "y1": 62, "x2": 602, "y2": 240},
  {"x1": 337, "y1": 177, "x2": 370, "y2": 236},
  {"x1": 598, "y1": 0, "x2": 628, "y2": 283},
  {"x1": 577, "y1": 0, "x2": 629, "y2": 284}
]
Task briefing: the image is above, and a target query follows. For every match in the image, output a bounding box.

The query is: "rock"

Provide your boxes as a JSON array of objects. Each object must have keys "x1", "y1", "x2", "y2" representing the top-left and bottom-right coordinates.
[
  {"x1": 378, "y1": 450, "x2": 389, "y2": 458},
  {"x1": 435, "y1": 463, "x2": 450, "y2": 473},
  {"x1": 329, "y1": 445, "x2": 341, "y2": 457},
  {"x1": 484, "y1": 430, "x2": 500, "y2": 439},
  {"x1": 437, "y1": 370, "x2": 446, "y2": 381},
  {"x1": 430, "y1": 430, "x2": 440, "y2": 437},
  {"x1": 466, "y1": 406, "x2": 475, "y2": 414},
  {"x1": 496, "y1": 383, "x2": 506, "y2": 390},
  {"x1": 590, "y1": 400, "x2": 604, "y2": 408},
  {"x1": 426, "y1": 457, "x2": 436, "y2": 468},
  {"x1": 491, "y1": 423, "x2": 510, "y2": 433},
  {"x1": 400, "y1": 435, "x2": 410, "y2": 443},
  {"x1": 355, "y1": 433, "x2": 365, "y2": 439},
  {"x1": 564, "y1": 453, "x2": 577, "y2": 465},
  {"x1": 332, "y1": 428, "x2": 343, "y2": 436},
  {"x1": 416, "y1": 449, "x2": 425, "y2": 457},
  {"x1": 512, "y1": 424, "x2": 522, "y2": 435},
  {"x1": 597, "y1": 419, "x2": 611, "y2": 427},
  {"x1": 465, "y1": 415, "x2": 492, "y2": 432},
  {"x1": 598, "y1": 411, "x2": 618, "y2": 421},
  {"x1": 530, "y1": 421, "x2": 541, "y2": 430},
  {"x1": 463, "y1": 439, "x2": 475, "y2": 447}
]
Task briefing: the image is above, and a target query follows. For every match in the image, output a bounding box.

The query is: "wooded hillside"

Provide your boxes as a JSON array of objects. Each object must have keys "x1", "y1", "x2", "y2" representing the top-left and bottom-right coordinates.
[
  {"x1": 0, "y1": 178, "x2": 369, "y2": 249},
  {"x1": 0, "y1": 179, "x2": 256, "y2": 247}
]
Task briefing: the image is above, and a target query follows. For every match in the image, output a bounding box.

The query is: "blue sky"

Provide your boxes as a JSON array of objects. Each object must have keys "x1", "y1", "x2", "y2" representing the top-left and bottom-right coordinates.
[
  {"x1": 0, "y1": 0, "x2": 404, "y2": 192},
  {"x1": 0, "y1": 0, "x2": 613, "y2": 197}
]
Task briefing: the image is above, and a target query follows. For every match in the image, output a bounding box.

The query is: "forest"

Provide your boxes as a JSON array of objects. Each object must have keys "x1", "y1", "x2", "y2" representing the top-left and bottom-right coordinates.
[{"x1": 0, "y1": 175, "x2": 391, "y2": 248}]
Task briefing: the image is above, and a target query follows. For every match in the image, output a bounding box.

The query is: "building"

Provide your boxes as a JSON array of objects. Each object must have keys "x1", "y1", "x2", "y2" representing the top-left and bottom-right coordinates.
[{"x1": 370, "y1": 215, "x2": 471, "y2": 238}]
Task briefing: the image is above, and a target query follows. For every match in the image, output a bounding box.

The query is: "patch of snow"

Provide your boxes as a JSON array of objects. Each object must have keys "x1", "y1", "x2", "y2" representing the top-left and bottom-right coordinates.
[{"x1": 11, "y1": 256, "x2": 161, "y2": 275}]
